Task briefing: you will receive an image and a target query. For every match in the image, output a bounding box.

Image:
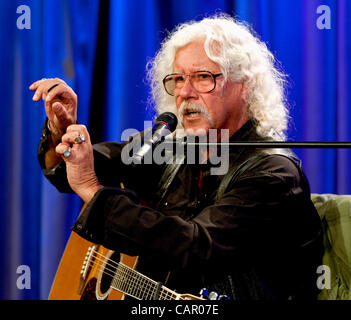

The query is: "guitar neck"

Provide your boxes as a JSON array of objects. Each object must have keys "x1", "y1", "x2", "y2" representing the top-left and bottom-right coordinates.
[{"x1": 110, "y1": 262, "x2": 179, "y2": 300}]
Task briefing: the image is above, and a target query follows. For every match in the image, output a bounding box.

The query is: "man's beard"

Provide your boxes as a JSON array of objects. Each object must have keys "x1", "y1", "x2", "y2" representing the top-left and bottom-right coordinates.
[{"x1": 178, "y1": 101, "x2": 215, "y2": 133}]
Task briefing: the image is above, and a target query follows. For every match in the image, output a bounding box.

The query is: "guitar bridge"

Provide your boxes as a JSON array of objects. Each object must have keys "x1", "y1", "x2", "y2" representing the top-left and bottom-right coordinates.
[{"x1": 77, "y1": 244, "x2": 99, "y2": 294}]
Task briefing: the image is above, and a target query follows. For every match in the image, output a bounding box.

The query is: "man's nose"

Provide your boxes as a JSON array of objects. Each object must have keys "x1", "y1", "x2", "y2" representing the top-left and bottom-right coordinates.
[{"x1": 178, "y1": 77, "x2": 198, "y2": 99}]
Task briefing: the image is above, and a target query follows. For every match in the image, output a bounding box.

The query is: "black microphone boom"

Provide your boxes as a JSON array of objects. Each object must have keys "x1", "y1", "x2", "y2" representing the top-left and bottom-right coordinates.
[{"x1": 130, "y1": 112, "x2": 178, "y2": 164}]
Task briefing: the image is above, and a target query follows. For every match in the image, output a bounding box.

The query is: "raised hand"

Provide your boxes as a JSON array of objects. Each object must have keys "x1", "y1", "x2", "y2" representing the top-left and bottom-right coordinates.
[{"x1": 30, "y1": 78, "x2": 77, "y2": 143}]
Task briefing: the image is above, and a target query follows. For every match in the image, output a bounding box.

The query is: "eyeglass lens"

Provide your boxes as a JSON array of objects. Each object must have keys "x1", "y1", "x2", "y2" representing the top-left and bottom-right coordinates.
[{"x1": 164, "y1": 71, "x2": 216, "y2": 95}]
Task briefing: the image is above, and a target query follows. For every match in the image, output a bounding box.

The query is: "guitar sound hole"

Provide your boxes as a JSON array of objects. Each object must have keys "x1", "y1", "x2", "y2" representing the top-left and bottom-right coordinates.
[{"x1": 99, "y1": 251, "x2": 120, "y2": 294}]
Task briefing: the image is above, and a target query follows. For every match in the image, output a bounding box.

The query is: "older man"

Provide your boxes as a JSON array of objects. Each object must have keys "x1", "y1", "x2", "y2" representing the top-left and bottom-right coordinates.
[{"x1": 32, "y1": 15, "x2": 322, "y2": 300}]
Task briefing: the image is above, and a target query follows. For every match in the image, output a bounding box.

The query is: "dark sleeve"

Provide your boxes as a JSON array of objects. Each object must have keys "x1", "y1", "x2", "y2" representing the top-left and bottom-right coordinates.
[
  {"x1": 37, "y1": 117, "x2": 129, "y2": 193},
  {"x1": 38, "y1": 122, "x2": 161, "y2": 196},
  {"x1": 37, "y1": 117, "x2": 73, "y2": 193},
  {"x1": 193, "y1": 156, "x2": 322, "y2": 266},
  {"x1": 71, "y1": 155, "x2": 322, "y2": 270},
  {"x1": 38, "y1": 140, "x2": 126, "y2": 194}
]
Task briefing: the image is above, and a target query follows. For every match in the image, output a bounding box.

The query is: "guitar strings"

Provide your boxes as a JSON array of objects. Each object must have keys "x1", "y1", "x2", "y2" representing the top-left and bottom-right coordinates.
[
  {"x1": 89, "y1": 249, "x2": 155, "y2": 291},
  {"x1": 86, "y1": 249, "x2": 171, "y2": 300},
  {"x1": 84, "y1": 253, "x2": 155, "y2": 300},
  {"x1": 83, "y1": 248, "x2": 179, "y2": 300},
  {"x1": 91, "y1": 250, "x2": 175, "y2": 300},
  {"x1": 86, "y1": 251, "x2": 153, "y2": 296}
]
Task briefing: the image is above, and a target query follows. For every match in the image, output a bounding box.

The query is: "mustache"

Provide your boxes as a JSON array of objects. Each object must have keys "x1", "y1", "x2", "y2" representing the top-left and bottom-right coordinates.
[{"x1": 178, "y1": 101, "x2": 214, "y2": 126}]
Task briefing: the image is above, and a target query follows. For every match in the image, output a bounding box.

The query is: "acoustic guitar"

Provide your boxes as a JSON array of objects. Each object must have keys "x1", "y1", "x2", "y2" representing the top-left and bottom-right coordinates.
[{"x1": 48, "y1": 230, "x2": 203, "y2": 300}]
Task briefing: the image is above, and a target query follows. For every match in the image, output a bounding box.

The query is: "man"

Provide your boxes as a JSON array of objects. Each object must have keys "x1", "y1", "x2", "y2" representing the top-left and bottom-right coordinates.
[{"x1": 31, "y1": 15, "x2": 323, "y2": 300}]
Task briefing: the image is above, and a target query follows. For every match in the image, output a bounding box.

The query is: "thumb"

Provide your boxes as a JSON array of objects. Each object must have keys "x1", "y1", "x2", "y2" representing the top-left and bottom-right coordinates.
[
  {"x1": 52, "y1": 101, "x2": 63, "y2": 115},
  {"x1": 52, "y1": 102, "x2": 70, "y2": 127}
]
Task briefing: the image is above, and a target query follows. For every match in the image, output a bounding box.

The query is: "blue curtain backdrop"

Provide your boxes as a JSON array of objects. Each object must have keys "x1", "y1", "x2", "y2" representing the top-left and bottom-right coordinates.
[{"x1": 0, "y1": 0, "x2": 350, "y2": 299}]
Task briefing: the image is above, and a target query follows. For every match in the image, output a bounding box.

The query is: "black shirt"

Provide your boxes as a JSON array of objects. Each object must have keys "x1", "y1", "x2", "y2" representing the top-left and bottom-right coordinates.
[{"x1": 38, "y1": 119, "x2": 323, "y2": 300}]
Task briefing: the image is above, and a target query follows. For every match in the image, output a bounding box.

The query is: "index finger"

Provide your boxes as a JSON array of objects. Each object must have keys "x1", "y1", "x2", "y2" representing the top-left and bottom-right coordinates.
[{"x1": 29, "y1": 78, "x2": 48, "y2": 90}]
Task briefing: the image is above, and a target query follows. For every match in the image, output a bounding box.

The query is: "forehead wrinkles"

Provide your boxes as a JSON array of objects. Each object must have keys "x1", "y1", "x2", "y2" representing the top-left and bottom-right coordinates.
[{"x1": 173, "y1": 41, "x2": 220, "y2": 73}]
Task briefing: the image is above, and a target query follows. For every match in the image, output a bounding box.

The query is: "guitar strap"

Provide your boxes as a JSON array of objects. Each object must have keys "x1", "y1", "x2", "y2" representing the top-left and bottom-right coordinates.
[
  {"x1": 156, "y1": 146, "x2": 301, "y2": 206},
  {"x1": 215, "y1": 148, "x2": 301, "y2": 202},
  {"x1": 155, "y1": 152, "x2": 186, "y2": 210}
]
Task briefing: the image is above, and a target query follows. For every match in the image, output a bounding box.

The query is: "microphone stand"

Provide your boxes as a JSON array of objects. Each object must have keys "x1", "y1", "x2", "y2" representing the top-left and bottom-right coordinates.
[{"x1": 165, "y1": 141, "x2": 351, "y2": 149}]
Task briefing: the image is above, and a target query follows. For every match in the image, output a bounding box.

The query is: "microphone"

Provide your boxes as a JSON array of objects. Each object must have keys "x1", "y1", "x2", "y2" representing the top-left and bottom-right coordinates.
[{"x1": 130, "y1": 112, "x2": 178, "y2": 164}]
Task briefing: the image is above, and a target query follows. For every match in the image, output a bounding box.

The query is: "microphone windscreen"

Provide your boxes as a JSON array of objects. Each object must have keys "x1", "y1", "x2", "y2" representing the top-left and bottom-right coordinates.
[{"x1": 155, "y1": 112, "x2": 178, "y2": 132}]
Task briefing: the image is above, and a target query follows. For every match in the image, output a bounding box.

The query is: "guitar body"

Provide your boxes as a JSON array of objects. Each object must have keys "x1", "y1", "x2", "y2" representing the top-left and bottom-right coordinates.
[
  {"x1": 49, "y1": 200, "x2": 204, "y2": 301},
  {"x1": 49, "y1": 231, "x2": 138, "y2": 300}
]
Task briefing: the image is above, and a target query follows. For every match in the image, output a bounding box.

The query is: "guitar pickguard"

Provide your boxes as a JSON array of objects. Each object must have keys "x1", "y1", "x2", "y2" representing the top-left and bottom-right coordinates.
[{"x1": 80, "y1": 278, "x2": 98, "y2": 300}]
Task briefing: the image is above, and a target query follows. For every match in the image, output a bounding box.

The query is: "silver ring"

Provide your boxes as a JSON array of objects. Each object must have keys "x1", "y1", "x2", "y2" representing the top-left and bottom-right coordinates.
[
  {"x1": 73, "y1": 134, "x2": 85, "y2": 144},
  {"x1": 63, "y1": 148, "x2": 71, "y2": 158}
]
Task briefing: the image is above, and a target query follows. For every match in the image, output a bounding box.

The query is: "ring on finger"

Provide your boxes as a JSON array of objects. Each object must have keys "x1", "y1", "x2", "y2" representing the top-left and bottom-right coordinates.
[
  {"x1": 63, "y1": 148, "x2": 71, "y2": 158},
  {"x1": 73, "y1": 133, "x2": 85, "y2": 144},
  {"x1": 48, "y1": 83, "x2": 60, "y2": 93}
]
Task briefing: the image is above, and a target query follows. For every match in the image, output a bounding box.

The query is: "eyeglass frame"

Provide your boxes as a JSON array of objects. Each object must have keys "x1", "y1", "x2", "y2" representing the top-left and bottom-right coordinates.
[{"x1": 162, "y1": 70, "x2": 223, "y2": 96}]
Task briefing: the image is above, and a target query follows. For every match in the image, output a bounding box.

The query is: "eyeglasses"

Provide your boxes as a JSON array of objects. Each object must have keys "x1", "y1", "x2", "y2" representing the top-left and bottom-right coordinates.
[{"x1": 163, "y1": 71, "x2": 223, "y2": 96}]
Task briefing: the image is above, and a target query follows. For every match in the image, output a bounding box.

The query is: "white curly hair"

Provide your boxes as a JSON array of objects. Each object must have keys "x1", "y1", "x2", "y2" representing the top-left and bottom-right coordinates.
[{"x1": 146, "y1": 14, "x2": 289, "y2": 140}]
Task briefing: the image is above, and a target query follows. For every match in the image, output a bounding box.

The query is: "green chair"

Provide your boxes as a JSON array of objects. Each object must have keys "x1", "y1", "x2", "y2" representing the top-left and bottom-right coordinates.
[{"x1": 311, "y1": 194, "x2": 351, "y2": 300}]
